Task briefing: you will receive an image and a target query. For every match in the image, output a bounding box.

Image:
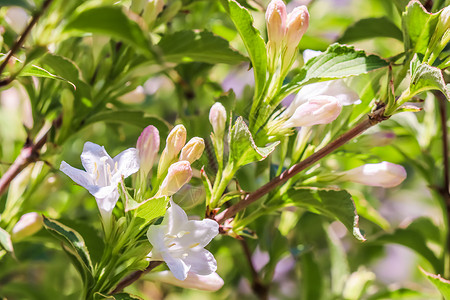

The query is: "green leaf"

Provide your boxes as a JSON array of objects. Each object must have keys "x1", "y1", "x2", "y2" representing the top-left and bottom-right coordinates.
[
  {"x1": 409, "y1": 55, "x2": 449, "y2": 99},
  {"x1": 63, "y1": 6, "x2": 150, "y2": 55},
  {"x1": 0, "y1": 0, "x2": 33, "y2": 10},
  {"x1": 300, "y1": 252, "x2": 323, "y2": 300},
  {"x1": 131, "y1": 197, "x2": 169, "y2": 230},
  {"x1": 373, "y1": 218, "x2": 442, "y2": 273},
  {"x1": 157, "y1": 30, "x2": 246, "y2": 64},
  {"x1": 282, "y1": 188, "x2": 366, "y2": 241},
  {"x1": 393, "y1": 0, "x2": 411, "y2": 12},
  {"x1": 83, "y1": 110, "x2": 169, "y2": 138},
  {"x1": 229, "y1": 117, "x2": 279, "y2": 168},
  {"x1": 402, "y1": 0, "x2": 440, "y2": 54},
  {"x1": 325, "y1": 223, "x2": 350, "y2": 296},
  {"x1": 338, "y1": 17, "x2": 403, "y2": 43},
  {"x1": 283, "y1": 43, "x2": 389, "y2": 95},
  {"x1": 42, "y1": 216, "x2": 93, "y2": 274},
  {"x1": 366, "y1": 287, "x2": 423, "y2": 300},
  {"x1": 223, "y1": 0, "x2": 267, "y2": 100},
  {"x1": 420, "y1": 268, "x2": 450, "y2": 300},
  {"x1": 0, "y1": 227, "x2": 13, "y2": 253}
]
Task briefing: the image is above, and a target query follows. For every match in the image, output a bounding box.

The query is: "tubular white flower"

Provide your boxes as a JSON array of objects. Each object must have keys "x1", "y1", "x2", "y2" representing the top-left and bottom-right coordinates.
[
  {"x1": 60, "y1": 142, "x2": 140, "y2": 219},
  {"x1": 146, "y1": 271, "x2": 224, "y2": 291},
  {"x1": 282, "y1": 95, "x2": 342, "y2": 128},
  {"x1": 340, "y1": 161, "x2": 407, "y2": 188},
  {"x1": 179, "y1": 137, "x2": 205, "y2": 164},
  {"x1": 147, "y1": 200, "x2": 219, "y2": 281},
  {"x1": 137, "y1": 125, "x2": 160, "y2": 176},
  {"x1": 11, "y1": 212, "x2": 43, "y2": 241}
]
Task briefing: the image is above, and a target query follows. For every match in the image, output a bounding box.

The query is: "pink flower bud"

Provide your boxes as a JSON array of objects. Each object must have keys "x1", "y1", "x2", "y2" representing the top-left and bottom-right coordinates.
[
  {"x1": 341, "y1": 162, "x2": 407, "y2": 188},
  {"x1": 266, "y1": 0, "x2": 287, "y2": 48},
  {"x1": 179, "y1": 137, "x2": 205, "y2": 164},
  {"x1": 11, "y1": 212, "x2": 43, "y2": 241},
  {"x1": 137, "y1": 125, "x2": 160, "y2": 176},
  {"x1": 209, "y1": 103, "x2": 227, "y2": 138},
  {"x1": 285, "y1": 6, "x2": 309, "y2": 48},
  {"x1": 282, "y1": 95, "x2": 342, "y2": 128},
  {"x1": 157, "y1": 161, "x2": 192, "y2": 197},
  {"x1": 147, "y1": 271, "x2": 224, "y2": 291}
]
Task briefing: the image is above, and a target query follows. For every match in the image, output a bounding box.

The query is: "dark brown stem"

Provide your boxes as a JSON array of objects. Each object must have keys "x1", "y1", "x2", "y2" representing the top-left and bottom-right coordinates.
[
  {"x1": 215, "y1": 107, "x2": 389, "y2": 224},
  {"x1": 240, "y1": 239, "x2": 269, "y2": 300},
  {"x1": 111, "y1": 261, "x2": 162, "y2": 294},
  {"x1": 0, "y1": 0, "x2": 53, "y2": 78},
  {"x1": 0, "y1": 133, "x2": 47, "y2": 196}
]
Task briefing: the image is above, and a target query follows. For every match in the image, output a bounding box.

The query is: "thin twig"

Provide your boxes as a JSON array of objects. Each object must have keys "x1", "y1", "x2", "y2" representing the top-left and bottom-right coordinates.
[
  {"x1": 111, "y1": 261, "x2": 162, "y2": 294},
  {"x1": 0, "y1": 0, "x2": 53, "y2": 77},
  {"x1": 215, "y1": 107, "x2": 389, "y2": 224},
  {"x1": 240, "y1": 239, "x2": 269, "y2": 300},
  {"x1": 0, "y1": 133, "x2": 47, "y2": 196}
]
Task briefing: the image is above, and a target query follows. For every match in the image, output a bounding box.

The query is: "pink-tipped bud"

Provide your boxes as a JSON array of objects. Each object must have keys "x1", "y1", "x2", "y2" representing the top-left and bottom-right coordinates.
[
  {"x1": 209, "y1": 103, "x2": 227, "y2": 138},
  {"x1": 341, "y1": 161, "x2": 407, "y2": 188},
  {"x1": 179, "y1": 137, "x2": 205, "y2": 164},
  {"x1": 266, "y1": 0, "x2": 287, "y2": 47},
  {"x1": 285, "y1": 6, "x2": 309, "y2": 48},
  {"x1": 11, "y1": 212, "x2": 43, "y2": 241},
  {"x1": 283, "y1": 95, "x2": 342, "y2": 128},
  {"x1": 137, "y1": 125, "x2": 160, "y2": 176},
  {"x1": 157, "y1": 161, "x2": 192, "y2": 197},
  {"x1": 147, "y1": 271, "x2": 224, "y2": 291}
]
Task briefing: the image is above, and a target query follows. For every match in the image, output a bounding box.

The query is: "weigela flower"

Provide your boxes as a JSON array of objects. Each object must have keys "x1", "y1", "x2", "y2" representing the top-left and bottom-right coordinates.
[
  {"x1": 156, "y1": 161, "x2": 193, "y2": 197},
  {"x1": 158, "y1": 125, "x2": 187, "y2": 176},
  {"x1": 60, "y1": 142, "x2": 140, "y2": 219},
  {"x1": 147, "y1": 200, "x2": 219, "y2": 280},
  {"x1": 209, "y1": 102, "x2": 227, "y2": 138},
  {"x1": 340, "y1": 161, "x2": 407, "y2": 188},
  {"x1": 146, "y1": 271, "x2": 224, "y2": 291}
]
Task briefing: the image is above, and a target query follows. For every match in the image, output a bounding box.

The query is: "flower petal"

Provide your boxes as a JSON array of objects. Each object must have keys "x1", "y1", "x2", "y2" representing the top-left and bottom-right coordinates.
[
  {"x1": 113, "y1": 147, "x2": 140, "y2": 179},
  {"x1": 95, "y1": 189, "x2": 119, "y2": 215},
  {"x1": 60, "y1": 161, "x2": 93, "y2": 190},
  {"x1": 179, "y1": 219, "x2": 219, "y2": 248},
  {"x1": 147, "y1": 224, "x2": 168, "y2": 253},
  {"x1": 162, "y1": 251, "x2": 190, "y2": 281},
  {"x1": 184, "y1": 248, "x2": 217, "y2": 276},
  {"x1": 163, "y1": 200, "x2": 189, "y2": 234},
  {"x1": 80, "y1": 142, "x2": 111, "y2": 174}
]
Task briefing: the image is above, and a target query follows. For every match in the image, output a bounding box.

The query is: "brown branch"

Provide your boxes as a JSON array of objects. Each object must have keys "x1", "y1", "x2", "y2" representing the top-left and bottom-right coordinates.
[
  {"x1": 0, "y1": 0, "x2": 53, "y2": 78},
  {"x1": 111, "y1": 261, "x2": 162, "y2": 294},
  {"x1": 240, "y1": 239, "x2": 269, "y2": 300},
  {"x1": 0, "y1": 133, "x2": 47, "y2": 196},
  {"x1": 215, "y1": 107, "x2": 389, "y2": 224}
]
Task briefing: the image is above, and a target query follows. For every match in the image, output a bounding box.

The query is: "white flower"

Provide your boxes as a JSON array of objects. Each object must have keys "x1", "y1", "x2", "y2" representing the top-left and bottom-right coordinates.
[
  {"x1": 340, "y1": 161, "x2": 407, "y2": 188},
  {"x1": 60, "y1": 142, "x2": 140, "y2": 219},
  {"x1": 146, "y1": 271, "x2": 224, "y2": 291},
  {"x1": 147, "y1": 200, "x2": 219, "y2": 281},
  {"x1": 282, "y1": 95, "x2": 342, "y2": 128}
]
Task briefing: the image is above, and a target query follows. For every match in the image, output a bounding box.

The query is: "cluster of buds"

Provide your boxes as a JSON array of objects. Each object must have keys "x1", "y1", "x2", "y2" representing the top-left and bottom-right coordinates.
[
  {"x1": 140, "y1": 125, "x2": 205, "y2": 197},
  {"x1": 265, "y1": 0, "x2": 309, "y2": 74}
]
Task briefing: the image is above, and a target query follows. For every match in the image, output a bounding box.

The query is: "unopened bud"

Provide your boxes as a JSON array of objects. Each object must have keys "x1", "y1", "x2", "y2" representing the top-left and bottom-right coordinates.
[
  {"x1": 11, "y1": 212, "x2": 43, "y2": 241},
  {"x1": 209, "y1": 103, "x2": 227, "y2": 138},
  {"x1": 440, "y1": 6, "x2": 450, "y2": 31},
  {"x1": 157, "y1": 161, "x2": 192, "y2": 197},
  {"x1": 118, "y1": 86, "x2": 146, "y2": 104},
  {"x1": 341, "y1": 161, "x2": 407, "y2": 188},
  {"x1": 285, "y1": 6, "x2": 309, "y2": 48},
  {"x1": 282, "y1": 96, "x2": 342, "y2": 128},
  {"x1": 137, "y1": 125, "x2": 160, "y2": 176},
  {"x1": 146, "y1": 271, "x2": 224, "y2": 291},
  {"x1": 5, "y1": 7, "x2": 29, "y2": 34},
  {"x1": 157, "y1": 125, "x2": 187, "y2": 177},
  {"x1": 266, "y1": 0, "x2": 287, "y2": 48},
  {"x1": 179, "y1": 137, "x2": 205, "y2": 164}
]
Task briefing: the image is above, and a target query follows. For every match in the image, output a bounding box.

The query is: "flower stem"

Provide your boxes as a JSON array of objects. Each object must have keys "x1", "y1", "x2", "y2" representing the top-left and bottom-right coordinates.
[{"x1": 215, "y1": 106, "x2": 389, "y2": 224}]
